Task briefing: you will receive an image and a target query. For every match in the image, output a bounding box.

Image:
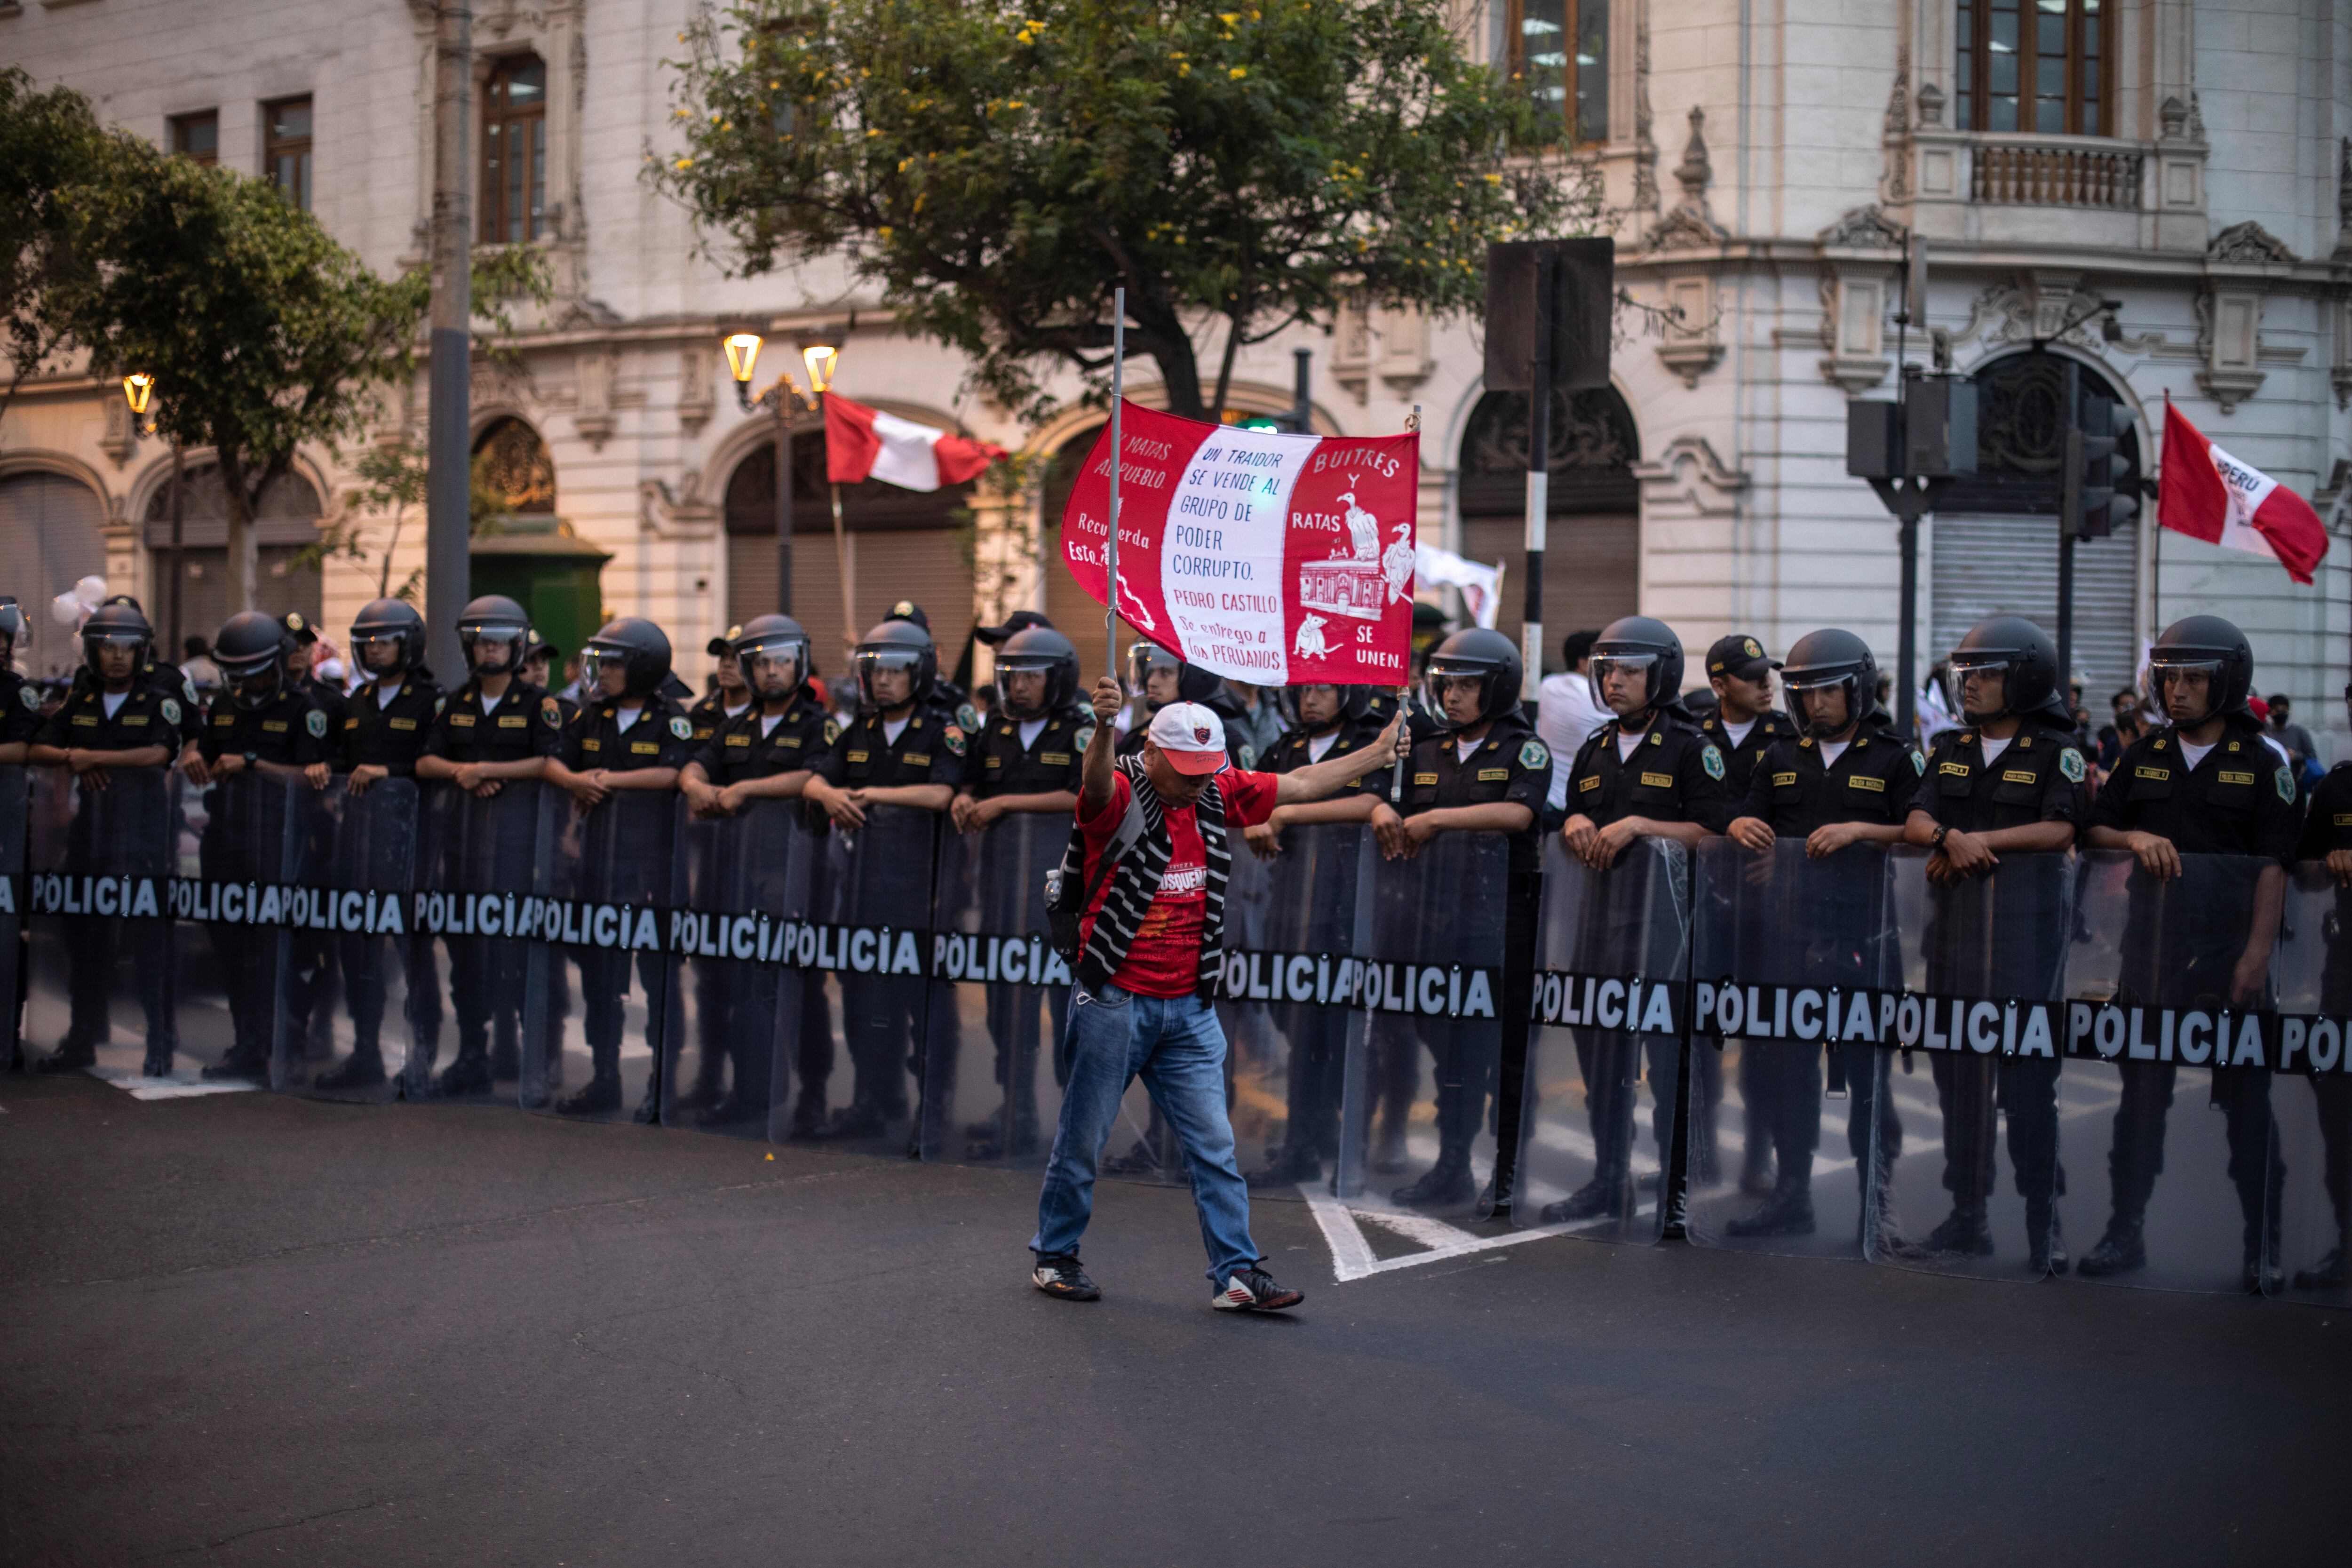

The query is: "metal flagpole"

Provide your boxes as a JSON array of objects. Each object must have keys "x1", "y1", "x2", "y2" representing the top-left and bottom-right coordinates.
[
  {"x1": 1107, "y1": 287, "x2": 1125, "y2": 679},
  {"x1": 831, "y1": 483, "x2": 852, "y2": 641},
  {"x1": 1395, "y1": 403, "x2": 1421, "y2": 798}
]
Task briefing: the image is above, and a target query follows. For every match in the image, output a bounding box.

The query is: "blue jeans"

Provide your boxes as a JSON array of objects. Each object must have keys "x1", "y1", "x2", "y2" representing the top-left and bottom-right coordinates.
[{"x1": 1030, "y1": 981, "x2": 1259, "y2": 1283}]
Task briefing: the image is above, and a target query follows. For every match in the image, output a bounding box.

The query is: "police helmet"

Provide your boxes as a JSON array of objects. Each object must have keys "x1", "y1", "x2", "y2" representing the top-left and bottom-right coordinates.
[
  {"x1": 455, "y1": 594, "x2": 531, "y2": 676},
  {"x1": 578, "y1": 617, "x2": 674, "y2": 700},
  {"x1": 79, "y1": 599, "x2": 153, "y2": 680},
  {"x1": 350, "y1": 597, "x2": 426, "y2": 681},
  {"x1": 851, "y1": 618, "x2": 938, "y2": 713},
  {"x1": 1422, "y1": 628, "x2": 1523, "y2": 729},
  {"x1": 1126, "y1": 641, "x2": 1221, "y2": 706},
  {"x1": 0, "y1": 596, "x2": 25, "y2": 658},
  {"x1": 1280, "y1": 682, "x2": 1374, "y2": 734},
  {"x1": 1780, "y1": 628, "x2": 1878, "y2": 738},
  {"x1": 733, "y1": 613, "x2": 812, "y2": 697},
  {"x1": 1946, "y1": 615, "x2": 2065, "y2": 722},
  {"x1": 1586, "y1": 616, "x2": 1685, "y2": 720},
  {"x1": 2148, "y1": 614, "x2": 2253, "y2": 727},
  {"x1": 214, "y1": 609, "x2": 287, "y2": 710},
  {"x1": 993, "y1": 624, "x2": 1079, "y2": 720}
]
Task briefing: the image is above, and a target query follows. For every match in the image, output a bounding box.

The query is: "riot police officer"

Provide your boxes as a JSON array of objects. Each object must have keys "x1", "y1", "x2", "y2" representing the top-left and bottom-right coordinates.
[
  {"x1": 2290, "y1": 678, "x2": 2352, "y2": 1291},
  {"x1": 1724, "y1": 629, "x2": 1920, "y2": 1240},
  {"x1": 1120, "y1": 643, "x2": 1255, "y2": 769},
  {"x1": 1701, "y1": 633, "x2": 1795, "y2": 1197},
  {"x1": 2083, "y1": 615, "x2": 2298, "y2": 1291},
  {"x1": 1241, "y1": 679, "x2": 1390, "y2": 1188},
  {"x1": 1902, "y1": 616, "x2": 2088, "y2": 1273},
  {"x1": 804, "y1": 618, "x2": 963, "y2": 1138},
  {"x1": 878, "y1": 598, "x2": 971, "y2": 711},
  {"x1": 313, "y1": 598, "x2": 444, "y2": 1092},
  {"x1": 688, "y1": 625, "x2": 754, "y2": 749},
  {"x1": 196, "y1": 610, "x2": 331, "y2": 1081},
  {"x1": 948, "y1": 622, "x2": 1088, "y2": 1159},
  {"x1": 545, "y1": 617, "x2": 694, "y2": 1119},
  {"x1": 677, "y1": 614, "x2": 832, "y2": 1130},
  {"x1": 0, "y1": 597, "x2": 45, "y2": 760},
  {"x1": 25, "y1": 600, "x2": 189, "y2": 1076},
  {"x1": 1368, "y1": 628, "x2": 1549, "y2": 1212},
  {"x1": 417, "y1": 594, "x2": 561, "y2": 1095},
  {"x1": 1548, "y1": 617, "x2": 1732, "y2": 1225}
]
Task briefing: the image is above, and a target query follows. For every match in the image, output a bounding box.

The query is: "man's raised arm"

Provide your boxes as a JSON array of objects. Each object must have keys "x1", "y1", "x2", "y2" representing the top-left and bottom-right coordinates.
[{"x1": 1273, "y1": 712, "x2": 1407, "y2": 805}]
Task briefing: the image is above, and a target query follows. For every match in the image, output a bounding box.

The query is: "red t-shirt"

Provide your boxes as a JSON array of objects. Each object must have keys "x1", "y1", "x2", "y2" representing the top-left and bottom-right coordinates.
[{"x1": 1076, "y1": 769, "x2": 1279, "y2": 997}]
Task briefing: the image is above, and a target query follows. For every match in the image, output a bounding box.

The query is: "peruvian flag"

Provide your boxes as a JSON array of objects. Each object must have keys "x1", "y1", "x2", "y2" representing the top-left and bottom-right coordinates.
[
  {"x1": 1060, "y1": 401, "x2": 1418, "y2": 687},
  {"x1": 822, "y1": 392, "x2": 1006, "y2": 492},
  {"x1": 2159, "y1": 401, "x2": 2328, "y2": 583}
]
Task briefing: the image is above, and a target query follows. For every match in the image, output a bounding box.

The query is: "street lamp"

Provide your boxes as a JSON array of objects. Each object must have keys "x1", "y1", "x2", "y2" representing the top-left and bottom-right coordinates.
[
  {"x1": 123, "y1": 373, "x2": 187, "y2": 661},
  {"x1": 726, "y1": 325, "x2": 841, "y2": 619}
]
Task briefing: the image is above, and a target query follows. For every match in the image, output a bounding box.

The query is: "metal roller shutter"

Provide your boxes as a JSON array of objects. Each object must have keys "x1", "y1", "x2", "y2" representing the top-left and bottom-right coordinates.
[
  {"x1": 1458, "y1": 511, "x2": 1639, "y2": 672},
  {"x1": 743, "y1": 528, "x2": 976, "y2": 687},
  {"x1": 0, "y1": 472, "x2": 108, "y2": 667},
  {"x1": 1930, "y1": 513, "x2": 2138, "y2": 700}
]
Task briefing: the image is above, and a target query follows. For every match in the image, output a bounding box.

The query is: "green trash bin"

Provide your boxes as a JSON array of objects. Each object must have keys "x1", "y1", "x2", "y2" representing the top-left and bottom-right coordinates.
[{"x1": 468, "y1": 515, "x2": 612, "y2": 661}]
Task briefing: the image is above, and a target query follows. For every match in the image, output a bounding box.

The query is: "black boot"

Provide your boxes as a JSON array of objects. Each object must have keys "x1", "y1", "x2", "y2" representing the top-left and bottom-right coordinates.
[
  {"x1": 202, "y1": 1047, "x2": 267, "y2": 1082},
  {"x1": 555, "y1": 1073, "x2": 622, "y2": 1115},
  {"x1": 2293, "y1": 1248, "x2": 2347, "y2": 1290},
  {"x1": 488, "y1": 1031, "x2": 520, "y2": 1081},
  {"x1": 1391, "y1": 1153, "x2": 1475, "y2": 1210},
  {"x1": 2026, "y1": 1202, "x2": 2068, "y2": 1275},
  {"x1": 140, "y1": 1043, "x2": 175, "y2": 1079},
  {"x1": 435, "y1": 1051, "x2": 493, "y2": 1098},
  {"x1": 1725, "y1": 1182, "x2": 1817, "y2": 1238},
  {"x1": 1541, "y1": 1177, "x2": 1628, "y2": 1224},
  {"x1": 313, "y1": 1049, "x2": 387, "y2": 1092},
  {"x1": 808, "y1": 1098, "x2": 885, "y2": 1139},
  {"x1": 788, "y1": 1087, "x2": 829, "y2": 1138},
  {"x1": 2075, "y1": 1217, "x2": 2147, "y2": 1278},
  {"x1": 633, "y1": 1075, "x2": 661, "y2": 1124},
  {"x1": 1924, "y1": 1201, "x2": 1994, "y2": 1257},
  {"x1": 1246, "y1": 1146, "x2": 1323, "y2": 1190},
  {"x1": 32, "y1": 1040, "x2": 97, "y2": 1075}
]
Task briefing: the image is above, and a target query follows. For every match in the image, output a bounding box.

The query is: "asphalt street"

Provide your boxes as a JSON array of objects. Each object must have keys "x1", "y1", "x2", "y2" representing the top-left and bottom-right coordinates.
[{"x1": 1, "y1": 1075, "x2": 2344, "y2": 1567}]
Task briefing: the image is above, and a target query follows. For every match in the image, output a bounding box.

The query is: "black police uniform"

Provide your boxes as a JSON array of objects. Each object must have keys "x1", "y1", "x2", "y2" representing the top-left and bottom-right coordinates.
[
  {"x1": 1729, "y1": 721, "x2": 1922, "y2": 1233},
  {"x1": 32, "y1": 681, "x2": 192, "y2": 1071},
  {"x1": 281, "y1": 673, "x2": 353, "y2": 1059},
  {"x1": 1394, "y1": 710, "x2": 1549, "y2": 1204},
  {"x1": 1556, "y1": 710, "x2": 1733, "y2": 1218},
  {"x1": 684, "y1": 691, "x2": 833, "y2": 1126},
  {"x1": 685, "y1": 689, "x2": 749, "y2": 750},
  {"x1": 810, "y1": 707, "x2": 964, "y2": 1133},
  {"x1": 324, "y1": 675, "x2": 446, "y2": 1084},
  {"x1": 2084, "y1": 715, "x2": 2300, "y2": 1278},
  {"x1": 963, "y1": 703, "x2": 1090, "y2": 1158},
  {"x1": 0, "y1": 666, "x2": 48, "y2": 746},
  {"x1": 560, "y1": 692, "x2": 695, "y2": 1109},
  {"x1": 1912, "y1": 714, "x2": 2090, "y2": 1261},
  {"x1": 1247, "y1": 714, "x2": 1388, "y2": 1185},
  {"x1": 197, "y1": 683, "x2": 329, "y2": 1075},
  {"x1": 422, "y1": 678, "x2": 564, "y2": 1087},
  {"x1": 2292, "y1": 767, "x2": 2352, "y2": 1287},
  {"x1": 1694, "y1": 705, "x2": 1798, "y2": 1189}
]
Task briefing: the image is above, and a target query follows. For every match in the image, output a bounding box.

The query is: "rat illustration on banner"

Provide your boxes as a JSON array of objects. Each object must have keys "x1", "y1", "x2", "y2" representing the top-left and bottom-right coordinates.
[{"x1": 1059, "y1": 400, "x2": 1419, "y2": 687}]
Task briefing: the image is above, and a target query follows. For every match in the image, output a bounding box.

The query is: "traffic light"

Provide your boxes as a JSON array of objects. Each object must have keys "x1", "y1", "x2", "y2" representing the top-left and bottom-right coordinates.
[{"x1": 2077, "y1": 391, "x2": 2139, "y2": 539}]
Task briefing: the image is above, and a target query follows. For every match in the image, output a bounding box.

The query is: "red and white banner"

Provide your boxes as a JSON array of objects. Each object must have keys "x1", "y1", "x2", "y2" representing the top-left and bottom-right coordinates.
[
  {"x1": 2159, "y1": 400, "x2": 2328, "y2": 584},
  {"x1": 1060, "y1": 402, "x2": 1418, "y2": 686},
  {"x1": 823, "y1": 392, "x2": 1006, "y2": 492}
]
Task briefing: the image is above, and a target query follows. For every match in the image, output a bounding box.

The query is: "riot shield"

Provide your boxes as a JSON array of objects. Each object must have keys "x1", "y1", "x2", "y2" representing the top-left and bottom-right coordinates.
[
  {"x1": 199, "y1": 771, "x2": 311, "y2": 1090},
  {"x1": 662, "y1": 796, "x2": 818, "y2": 1142},
  {"x1": 1876, "y1": 847, "x2": 2074, "y2": 1279},
  {"x1": 795, "y1": 804, "x2": 938, "y2": 1152},
  {"x1": 1516, "y1": 836, "x2": 1690, "y2": 1242},
  {"x1": 521, "y1": 788, "x2": 680, "y2": 1124},
  {"x1": 1685, "y1": 838, "x2": 1901, "y2": 1261},
  {"x1": 922, "y1": 811, "x2": 1074, "y2": 1169},
  {"x1": 2060, "y1": 850, "x2": 2284, "y2": 1294},
  {"x1": 2271, "y1": 861, "x2": 2352, "y2": 1304},
  {"x1": 0, "y1": 765, "x2": 24, "y2": 1068},
  {"x1": 283, "y1": 776, "x2": 422, "y2": 1104},
  {"x1": 21, "y1": 765, "x2": 180, "y2": 1083},
  {"x1": 1334, "y1": 829, "x2": 1512, "y2": 1220},
  {"x1": 411, "y1": 780, "x2": 553, "y2": 1105}
]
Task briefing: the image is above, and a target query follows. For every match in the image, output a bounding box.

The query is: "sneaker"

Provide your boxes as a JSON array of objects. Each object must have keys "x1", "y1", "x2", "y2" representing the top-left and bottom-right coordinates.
[
  {"x1": 1213, "y1": 1266, "x2": 1303, "y2": 1312},
  {"x1": 1032, "y1": 1254, "x2": 1100, "y2": 1302}
]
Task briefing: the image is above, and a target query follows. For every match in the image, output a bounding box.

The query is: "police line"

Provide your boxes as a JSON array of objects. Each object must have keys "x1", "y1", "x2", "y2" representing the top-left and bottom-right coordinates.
[{"x1": 1531, "y1": 967, "x2": 2352, "y2": 1078}]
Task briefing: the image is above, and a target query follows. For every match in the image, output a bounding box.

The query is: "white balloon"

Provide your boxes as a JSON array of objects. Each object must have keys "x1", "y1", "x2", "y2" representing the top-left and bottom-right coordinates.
[
  {"x1": 72, "y1": 575, "x2": 107, "y2": 607},
  {"x1": 49, "y1": 592, "x2": 85, "y2": 629}
]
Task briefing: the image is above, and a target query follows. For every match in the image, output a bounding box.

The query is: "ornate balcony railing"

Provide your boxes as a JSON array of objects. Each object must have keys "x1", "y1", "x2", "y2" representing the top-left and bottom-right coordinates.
[{"x1": 1970, "y1": 136, "x2": 2145, "y2": 210}]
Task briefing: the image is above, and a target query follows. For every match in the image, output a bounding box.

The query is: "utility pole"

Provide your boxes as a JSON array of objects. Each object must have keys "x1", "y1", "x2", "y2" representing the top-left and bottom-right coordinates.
[
  {"x1": 2057, "y1": 356, "x2": 2081, "y2": 689},
  {"x1": 1523, "y1": 249, "x2": 1555, "y2": 705},
  {"x1": 424, "y1": 1, "x2": 473, "y2": 682}
]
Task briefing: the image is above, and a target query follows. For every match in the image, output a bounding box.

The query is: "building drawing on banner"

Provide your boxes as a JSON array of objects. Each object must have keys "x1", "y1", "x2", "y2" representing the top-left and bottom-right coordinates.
[{"x1": 1300, "y1": 486, "x2": 1412, "y2": 621}]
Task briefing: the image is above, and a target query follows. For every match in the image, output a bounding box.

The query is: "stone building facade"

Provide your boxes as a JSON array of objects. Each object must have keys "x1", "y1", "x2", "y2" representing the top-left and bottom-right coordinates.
[{"x1": 3, "y1": 0, "x2": 2347, "y2": 733}]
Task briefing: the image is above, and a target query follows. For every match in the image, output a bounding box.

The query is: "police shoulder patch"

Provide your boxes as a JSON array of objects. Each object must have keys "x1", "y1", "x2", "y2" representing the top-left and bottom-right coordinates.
[
  {"x1": 669, "y1": 715, "x2": 694, "y2": 741},
  {"x1": 182, "y1": 677, "x2": 198, "y2": 705},
  {"x1": 2278, "y1": 764, "x2": 2297, "y2": 803},
  {"x1": 1073, "y1": 724, "x2": 1095, "y2": 752},
  {"x1": 161, "y1": 697, "x2": 181, "y2": 726},
  {"x1": 945, "y1": 725, "x2": 968, "y2": 756},
  {"x1": 1518, "y1": 739, "x2": 1550, "y2": 771},
  {"x1": 2058, "y1": 748, "x2": 2086, "y2": 782},
  {"x1": 1911, "y1": 748, "x2": 1927, "y2": 775},
  {"x1": 435, "y1": 694, "x2": 447, "y2": 716},
  {"x1": 1239, "y1": 743, "x2": 1257, "y2": 768},
  {"x1": 18, "y1": 685, "x2": 36, "y2": 711},
  {"x1": 824, "y1": 718, "x2": 842, "y2": 746},
  {"x1": 1701, "y1": 743, "x2": 1726, "y2": 781},
  {"x1": 957, "y1": 702, "x2": 980, "y2": 732},
  {"x1": 541, "y1": 697, "x2": 561, "y2": 727},
  {"x1": 304, "y1": 708, "x2": 327, "y2": 738}
]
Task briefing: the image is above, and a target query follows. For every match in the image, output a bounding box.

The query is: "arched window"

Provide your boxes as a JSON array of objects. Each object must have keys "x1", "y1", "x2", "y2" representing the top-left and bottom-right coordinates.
[
  {"x1": 1456, "y1": 387, "x2": 1639, "y2": 671},
  {"x1": 142, "y1": 463, "x2": 324, "y2": 652},
  {"x1": 480, "y1": 55, "x2": 548, "y2": 243},
  {"x1": 0, "y1": 471, "x2": 108, "y2": 673},
  {"x1": 472, "y1": 416, "x2": 556, "y2": 515}
]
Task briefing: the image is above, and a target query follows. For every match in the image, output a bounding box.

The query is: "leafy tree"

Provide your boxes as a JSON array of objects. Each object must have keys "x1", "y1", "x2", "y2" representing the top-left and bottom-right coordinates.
[
  {"x1": 56, "y1": 129, "x2": 545, "y2": 613},
  {"x1": 660, "y1": 0, "x2": 1587, "y2": 424},
  {"x1": 0, "y1": 67, "x2": 110, "y2": 430}
]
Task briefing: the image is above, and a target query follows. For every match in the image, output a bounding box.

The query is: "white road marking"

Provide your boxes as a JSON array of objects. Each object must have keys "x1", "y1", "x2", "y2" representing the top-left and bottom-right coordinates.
[{"x1": 1302, "y1": 1186, "x2": 1652, "y2": 1282}]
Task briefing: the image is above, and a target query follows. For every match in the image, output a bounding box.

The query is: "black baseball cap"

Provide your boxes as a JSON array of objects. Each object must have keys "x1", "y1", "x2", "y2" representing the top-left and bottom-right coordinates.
[
  {"x1": 884, "y1": 600, "x2": 930, "y2": 631},
  {"x1": 1705, "y1": 634, "x2": 1777, "y2": 680},
  {"x1": 278, "y1": 610, "x2": 318, "y2": 646},
  {"x1": 974, "y1": 609, "x2": 1053, "y2": 646},
  {"x1": 707, "y1": 622, "x2": 745, "y2": 657}
]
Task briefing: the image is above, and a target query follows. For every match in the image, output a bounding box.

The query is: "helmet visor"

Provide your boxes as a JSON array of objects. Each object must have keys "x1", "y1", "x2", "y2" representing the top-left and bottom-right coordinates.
[
  {"x1": 1945, "y1": 653, "x2": 2014, "y2": 717},
  {"x1": 853, "y1": 646, "x2": 923, "y2": 707},
  {"x1": 576, "y1": 644, "x2": 630, "y2": 695},
  {"x1": 1423, "y1": 659, "x2": 1494, "y2": 724},
  {"x1": 739, "y1": 635, "x2": 807, "y2": 695},
  {"x1": 1126, "y1": 641, "x2": 1179, "y2": 694},
  {"x1": 1586, "y1": 652, "x2": 1659, "y2": 713},
  {"x1": 227, "y1": 661, "x2": 281, "y2": 709},
  {"x1": 457, "y1": 621, "x2": 524, "y2": 671},
  {"x1": 993, "y1": 654, "x2": 1064, "y2": 719},
  {"x1": 1785, "y1": 671, "x2": 1859, "y2": 735},
  {"x1": 2150, "y1": 657, "x2": 2225, "y2": 721},
  {"x1": 351, "y1": 632, "x2": 407, "y2": 677}
]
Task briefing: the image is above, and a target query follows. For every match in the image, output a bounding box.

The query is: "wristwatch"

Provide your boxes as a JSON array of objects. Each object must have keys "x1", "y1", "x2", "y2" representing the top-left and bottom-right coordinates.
[{"x1": 1930, "y1": 823, "x2": 1951, "y2": 851}]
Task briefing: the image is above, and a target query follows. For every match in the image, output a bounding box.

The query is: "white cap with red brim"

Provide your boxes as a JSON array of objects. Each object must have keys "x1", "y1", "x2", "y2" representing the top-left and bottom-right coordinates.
[{"x1": 1145, "y1": 702, "x2": 1228, "y2": 775}]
